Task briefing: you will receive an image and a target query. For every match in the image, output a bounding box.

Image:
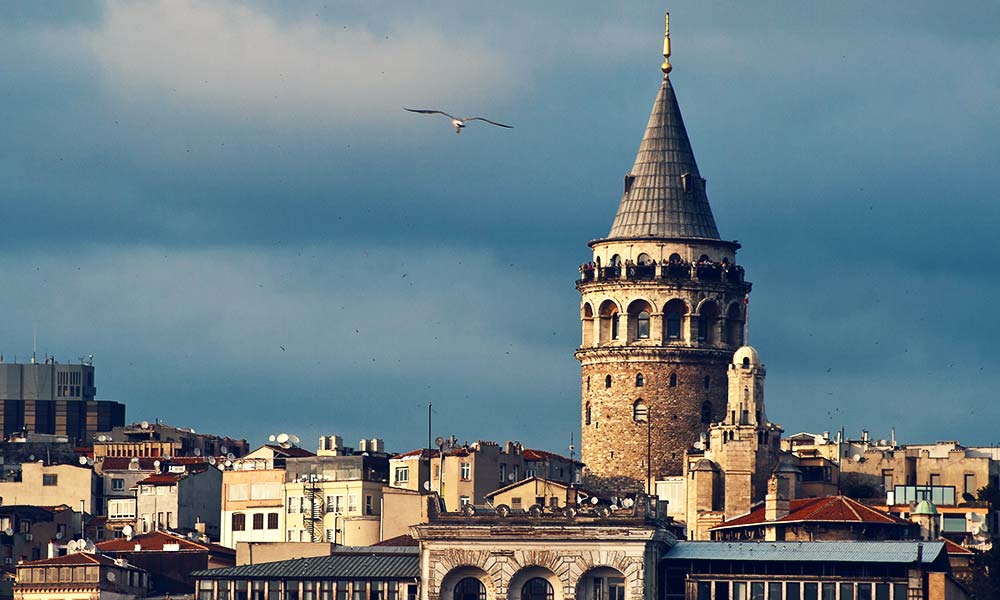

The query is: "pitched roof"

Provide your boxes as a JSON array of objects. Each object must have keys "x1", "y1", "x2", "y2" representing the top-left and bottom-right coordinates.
[
  {"x1": 713, "y1": 496, "x2": 913, "y2": 530},
  {"x1": 21, "y1": 552, "x2": 122, "y2": 568},
  {"x1": 664, "y1": 541, "x2": 946, "y2": 564},
  {"x1": 941, "y1": 538, "x2": 974, "y2": 556},
  {"x1": 606, "y1": 76, "x2": 720, "y2": 241},
  {"x1": 99, "y1": 457, "x2": 159, "y2": 471},
  {"x1": 96, "y1": 530, "x2": 235, "y2": 556},
  {"x1": 191, "y1": 549, "x2": 419, "y2": 580},
  {"x1": 373, "y1": 534, "x2": 418, "y2": 547},
  {"x1": 522, "y1": 448, "x2": 579, "y2": 464},
  {"x1": 263, "y1": 444, "x2": 316, "y2": 458}
]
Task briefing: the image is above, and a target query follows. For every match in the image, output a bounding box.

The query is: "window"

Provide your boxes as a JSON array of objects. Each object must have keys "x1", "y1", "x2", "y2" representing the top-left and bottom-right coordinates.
[
  {"x1": 585, "y1": 403, "x2": 592, "y2": 426},
  {"x1": 839, "y1": 583, "x2": 854, "y2": 600},
  {"x1": 253, "y1": 513, "x2": 264, "y2": 529},
  {"x1": 930, "y1": 473, "x2": 941, "y2": 486},
  {"x1": 521, "y1": 578, "x2": 553, "y2": 600},
  {"x1": 499, "y1": 463, "x2": 507, "y2": 483},
  {"x1": 454, "y1": 578, "x2": 485, "y2": 600},
  {"x1": 633, "y1": 400, "x2": 648, "y2": 422},
  {"x1": 365, "y1": 495, "x2": 374, "y2": 515},
  {"x1": 387, "y1": 582, "x2": 398, "y2": 600},
  {"x1": 703, "y1": 375, "x2": 710, "y2": 389},
  {"x1": 665, "y1": 312, "x2": 681, "y2": 339},
  {"x1": 700, "y1": 401, "x2": 712, "y2": 424},
  {"x1": 669, "y1": 373, "x2": 677, "y2": 387},
  {"x1": 513, "y1": 465, "x2": 520, "y2": 480},
  {"x1": 108, "y1": 499, "x2": 136, "y2": 520},
  {"x1": 611, "y1": 314, "x2": 620, "y2": 340},
  {"x1": 353, "y1": 581, "x2": 366, "y2": 600},
  {"x1": 768, "y1": 582, "x2": 783, "y2": 599},
  {"x1": 787, "y1": 582, "x2": 800, "y2": 600},
  {"x1": 348, "y1": 495, "x2": 358, "y2": 513},
  {"x1": 965, "y1": 473, "x2": 977, "y2": 494},
  {"x1": 232, "y1": 513, "x2": 246, "y2": 531},
  {"x1": 460, "y1": 463, "x2": 471, "y2": 480},
  {"x1": 287, "y1": 497, "x2": 299, "y2": 514},
  {"x1": 268, "y1": 513, "x2": 279, "y2": 529},
  {"x1": 883, "y1": 470, "x2": 894, "y2": 491},
  {"x1": 42, "y1": 474, "x2": 58, "y2": 486},
  {"x1": 605, "y1": 375, "x2": 612, "y2": 388},
  {"x1": 269, "y1": 580, "x2": 282, "y2": 600},
  {"x1": 637, "y1": 311, "x2": 650, "y2": 339},
  {"x1": 460, "y1": 496, "x2": 471, "y2": 506},
  {"x1": 112, "y1": 478, "x2": 125, "y2": 492},
  {"x1": 635, "y1": 373, "x2": 644, "y2": 387},
  {"x1": 857, "y1": 583, "x2": 872, "y2": 600},
  {"x1": 371, "y1": 582, "x2": 384, "y2": 600},
  {"x1": 394, "y1": 466, "x2": 409, "y2": 485},
  {"x1": 742, "y1": 356, "x2": 750, "y2": 368}
]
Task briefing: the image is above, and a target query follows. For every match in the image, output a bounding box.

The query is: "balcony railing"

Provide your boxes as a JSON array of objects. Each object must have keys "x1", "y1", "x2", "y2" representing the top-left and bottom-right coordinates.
[{"x1": 578, "y1": 262, "x2": 745, "y2": 285}]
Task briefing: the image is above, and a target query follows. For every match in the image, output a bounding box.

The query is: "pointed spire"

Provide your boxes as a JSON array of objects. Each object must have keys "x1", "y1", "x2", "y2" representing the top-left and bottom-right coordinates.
[
  {"x1": 606, "y1": 74, "x2": 721, "y2": 240},
  {"x1": 661, "y1": 12, "x2": 672, "y2": 76}
]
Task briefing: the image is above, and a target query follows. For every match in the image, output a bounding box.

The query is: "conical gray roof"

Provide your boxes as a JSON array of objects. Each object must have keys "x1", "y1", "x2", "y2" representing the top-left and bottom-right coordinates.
[{"x1": 607, "y1": 76, "x2": 720, "y2": 240}]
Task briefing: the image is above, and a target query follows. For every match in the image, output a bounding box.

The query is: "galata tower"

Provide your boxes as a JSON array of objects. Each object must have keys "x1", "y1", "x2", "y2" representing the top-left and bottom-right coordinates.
[{"x1": 576, "y1": 13, "x2": 752, "y2": 492}]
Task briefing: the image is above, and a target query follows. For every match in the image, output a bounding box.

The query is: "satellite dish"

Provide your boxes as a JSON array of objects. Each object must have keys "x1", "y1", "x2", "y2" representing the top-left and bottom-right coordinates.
[
  {"x1": 227, "y1": 453, "x2": 235, "y2": 461},
  {"x1": 971, "y1": 524, "x2": 982, "y2": 535},
  {"x1": 225, "y1": 460, "x2": 233, "y2": 468},
  {"x1": 508, "y1": 473, "x2": 515, "y2": 482},
  {"x1": 28, "y1": 455, "x2": 35, "y2": 462},
  {"x1": 434, "y1": 436, "x2": 444, "y2": 447},
  {"x1": 217, "y1": 463, "x2": 225, "y2": 471},
  {"x1": 277, "y1": 433, "x2": 290, "y2": 444},
  {"x1": 154, "y1": 460, "x2": 161, "y2": 469},
  {"x1": 66, "y1": 540, "x2": 79, "y2": 552},
  {"x1": 87, "y1": 458, "x2": 94, "y2": 466},
  {"x1": 122, "y1": 525, "x2": 133, "y2": 538},
  {"x1": 221, "y1": 446, "x2": 229, "y2": 454},
  {"x1": 590, "y1": 497, "x2": 599, "y2": 505},
  {"x1": 423, "y1": 481, "x2": 431, "y2": 491},
  {"x1": 193, "y1": 448, "x2": 202, "y2": 457},
  {"x1": 55, "y1": 531, "x2": 64, "y2": 540},
  {"x1": 208, "y1": 456, "x2": 216, "y2": 465},
  {"x1": 289, "y1": 435, "x2": 300, "y2": 445},
  {"x1": 852, "y1": 454, "x2": 862, "y2": 463},
  {"x1": 84, "y1": 541, "x2": 96, "y2": 553},
  {"x1": 2, "y1": 528, "x2": 12, "y2": 536},
  {"x1": 623, "y1": 498, "x2": 635, "y2": 508},
  {"x1": 268, "y1": 434, "x2": 277, "y2": 442},
  {"x1": 140, "y1": 421, "x2": 149, "y2": 429},
  {"x1": 79, "y1": 456, "x2": 89, "y2": 466}
]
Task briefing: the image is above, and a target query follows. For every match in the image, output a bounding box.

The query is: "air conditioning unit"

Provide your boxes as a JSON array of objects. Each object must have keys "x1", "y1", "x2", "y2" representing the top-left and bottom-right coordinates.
[{"x1": 24, "y1": 533, "x2": 33, "y2": 541}]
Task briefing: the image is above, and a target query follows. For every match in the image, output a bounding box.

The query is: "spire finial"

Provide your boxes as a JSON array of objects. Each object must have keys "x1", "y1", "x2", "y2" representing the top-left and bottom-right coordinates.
[{"x1": 661, "y1": 12, "x2": 672, "y2": 75}]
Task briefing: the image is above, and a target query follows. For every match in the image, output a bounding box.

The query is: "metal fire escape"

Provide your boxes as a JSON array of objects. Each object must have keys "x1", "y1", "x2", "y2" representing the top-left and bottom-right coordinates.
[{"x1": 302, "y1": 474, "x2": 325, "y2": 543}]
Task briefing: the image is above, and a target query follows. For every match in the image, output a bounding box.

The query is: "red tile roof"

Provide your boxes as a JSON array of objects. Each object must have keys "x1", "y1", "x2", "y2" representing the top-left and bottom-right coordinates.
[
  {"x1": 97, "y1": 530, "x2": 234, "y2": 556},
  {"x1": 395, "y1": 449, "x2": 440, "y2": 459},
  {"x1": 137, "y1": 473, "x2": 184, "y2": 485},
  {"x1": 713, "y1": 496, "x2": 913, "y2": 530},
  {"x1": 373, "y1": 534, "x2": 418, "y2": 547},
  {"x1": 941, "y1": 537, "x2": 974, "y2": 555},
  {"x1": 21, "y1": 552, "x2": 120, "y2": 567},
  {"x1": 522, "y1": 448, "x2": 581, "y2": 464},
  {"x1": 99, "y1": 457, "x2": 159, "y2": 471}
]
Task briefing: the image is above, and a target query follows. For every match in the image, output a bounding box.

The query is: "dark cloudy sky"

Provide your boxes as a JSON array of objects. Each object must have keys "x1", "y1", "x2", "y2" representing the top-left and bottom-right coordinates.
[{"x1": 2, "y1": 1, "x2": 998, "y2": 453}]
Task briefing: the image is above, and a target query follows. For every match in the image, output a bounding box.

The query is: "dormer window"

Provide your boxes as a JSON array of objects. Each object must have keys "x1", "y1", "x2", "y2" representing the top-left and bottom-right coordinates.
[
  {"x1": 624, "y1": 173, "x2": 636, "y2": 195},
  {"x1": 743, "y1": 357, "x2": 750, "y2": 368}
]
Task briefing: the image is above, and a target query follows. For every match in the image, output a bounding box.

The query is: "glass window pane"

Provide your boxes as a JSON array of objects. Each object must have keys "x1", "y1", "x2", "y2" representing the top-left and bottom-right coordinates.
[
  {"x1": 857, "y1": 583, "x2": 871, "y2": 600},
  {"x1": 839, "y1": 583, "x2": 854, "y2": 600},
  {"x1": 875, "y1": 583, "x2": 890, "y2": 600},
  {"x1": 751, "y1": 582, "x2": 764, "y2": 600},
  {"x1": 768, "y1": 582, "x2": 783, "y2": 600},
  {"x1": 697, "y1": 582, "x2": 711, "y2": 600},
  {"x1": 802, "y1": 583, "x2": 818, "y2": 600},
  {"x1": 892, "y1": 584, "x2": 907, "y2": 600},
  {"x1": 821, "y1": 583, "x2": 836, "y2": 600},
  {"x1": 715, "y1": 581, "x2": 730, "y2": 600},
  {"x1": 786, "y1": 582, "x2": 800, "y2": 600},
  {"x1": 733, "y1": 581, "x2": 747, "y2": 600}
]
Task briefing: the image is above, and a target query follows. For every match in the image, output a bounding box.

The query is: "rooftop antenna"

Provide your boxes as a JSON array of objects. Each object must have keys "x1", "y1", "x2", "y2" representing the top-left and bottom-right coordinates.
[
  {"x1": 427, "y1": 400, "x2": 432, "y2": 451},
  {"x1": 568, "y1": 432, "x2": 575, "y2": 462},
  {"x1": 744, "y1": 293, "x2": 750, "y2": 346},
  {"x1": 31, "y1": 324, "x2": 37, "y2": 364}
]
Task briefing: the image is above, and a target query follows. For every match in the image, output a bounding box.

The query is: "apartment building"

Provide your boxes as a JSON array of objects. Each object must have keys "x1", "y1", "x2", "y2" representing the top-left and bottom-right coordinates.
[
  {"x1": 0, "y1": 462, "x2": 98, "y2": 514},
  {"x1": 135, "y1": 464, "x2": 221, "y2": 539},
  {"x1": 389, "y1": 439, "x2": 581, "y2": 510},
  {"x1": 94, "y1": 421, "x2": 248, "y2": 460}
]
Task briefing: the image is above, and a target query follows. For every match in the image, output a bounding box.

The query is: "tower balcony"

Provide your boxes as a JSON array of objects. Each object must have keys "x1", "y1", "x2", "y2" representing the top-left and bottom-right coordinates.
[{"x1": 577, "y1": 261, "x2": 745, "y2": 286}]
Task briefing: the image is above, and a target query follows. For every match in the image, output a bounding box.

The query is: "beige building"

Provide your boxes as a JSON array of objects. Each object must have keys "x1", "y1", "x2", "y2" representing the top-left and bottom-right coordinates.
[
  {"x1": 15, "y1": 551, "x2": 150, "y2": 600},
  {"x1": 414, "y1": 495, "x2": 677, "y2": 600},
  {"x1": 219, "y1": 444, "x2": 316, "y2": 548},
  {"x1": 390, "y1": 440, "x2": 581, "y2": 511},
  {"x1": 485, "y1": 477, "x2": 599, "y2": 512},
  {"x1": 0, "y1": 462, "x2": 98, "y2": 514},
  {"x1": 682, "y1": 346, "x2": 783, "y2": 540}
]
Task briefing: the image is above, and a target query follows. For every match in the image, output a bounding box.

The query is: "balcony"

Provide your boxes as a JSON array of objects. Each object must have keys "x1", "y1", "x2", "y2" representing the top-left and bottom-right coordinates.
[{"x1": 577, "y1": 261, "x2": 745, "y2": 286}]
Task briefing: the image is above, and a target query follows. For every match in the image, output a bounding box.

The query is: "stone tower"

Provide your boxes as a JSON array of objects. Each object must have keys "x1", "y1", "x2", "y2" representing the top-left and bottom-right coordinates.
[{"x1": 576, "y1": 14, "x2": 752, "y2": 492}]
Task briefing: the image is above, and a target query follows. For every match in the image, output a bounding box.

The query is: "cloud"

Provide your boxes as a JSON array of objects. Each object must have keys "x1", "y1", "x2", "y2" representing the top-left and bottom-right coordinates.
[
  {"x1": 0, "y1": 243, "x2": 578, "y2": 449},
  {"x1": 74, "y1": 0, "x2": 516, "y2": 129}
]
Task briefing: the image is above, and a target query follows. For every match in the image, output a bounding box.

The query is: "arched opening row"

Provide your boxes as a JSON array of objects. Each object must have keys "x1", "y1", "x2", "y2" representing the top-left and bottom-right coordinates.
[
  {"x1": 447, "y1": 567, "x2": 626, "y2": 600},
  {"x1": 581, "y1": 299, "x2": 745, "y2": 347}
]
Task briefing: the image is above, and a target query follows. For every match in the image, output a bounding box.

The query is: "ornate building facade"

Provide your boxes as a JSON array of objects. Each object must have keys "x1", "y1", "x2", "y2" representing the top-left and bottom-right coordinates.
[{"x1": 576, "y1": 17, "x2": 751, "y2": 492}]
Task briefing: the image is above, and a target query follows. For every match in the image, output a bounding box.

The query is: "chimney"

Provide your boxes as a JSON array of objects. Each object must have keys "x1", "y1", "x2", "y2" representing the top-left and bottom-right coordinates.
[{"x1": 765, "y1": 474, "x2": 790, "y2": 522}]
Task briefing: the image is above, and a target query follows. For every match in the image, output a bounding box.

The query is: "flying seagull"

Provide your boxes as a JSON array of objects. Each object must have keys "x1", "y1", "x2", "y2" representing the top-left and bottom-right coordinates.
[{"x1": 404, "y1": 108, "x2": 512, "y2": 134}]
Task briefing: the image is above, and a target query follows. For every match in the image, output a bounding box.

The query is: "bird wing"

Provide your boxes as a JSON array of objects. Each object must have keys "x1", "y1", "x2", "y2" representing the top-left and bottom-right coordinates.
[
  {"x1": 462, "y1": 117, "x2": 513, "y2": 129},
  {"x1": 403, "y1": 108, "x2": 460, "y2": 120}
]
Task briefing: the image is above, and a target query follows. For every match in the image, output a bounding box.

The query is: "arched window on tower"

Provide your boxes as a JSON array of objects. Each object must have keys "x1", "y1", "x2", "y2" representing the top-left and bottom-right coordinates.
[
  {"x1": 701, "y1": 401, "x2": 712, "y2": 424},
  {"x1": 664, "y1": 299, "x2": 687, "y2": 341},
  {"x1": 669, "y1": 373, "x2": 677, "y2": 387},
  {"x1": 586, "y1": 376, "x2": 590, "y2": 391},
  {"x1": 611, "y1": 314, "x2": 620, "y2": 340},
  {"x1": 605, "y1": 375, "x2": 612, "y2": 389},
  {"x1": 697, "y1": 301, "x2": 720, "y2": 343},
  {"x1": 635, "y1": 373, "x2": 644, "y2": 387},
  {"x1": 637, "y1": 311, "x2": 650, "y2": 339},
  {"x1": 585, "y1": 402, "x2": 592, "y2": 426},
  {"x1": 743, "y1": 357, "x2": 750, "y2": 369},
  {"x1": 704, "y1": 376, "x2": 711, "y2": 389},
  {"x1": 633, "y1": 400, "x2": 648, "y2": 423}
]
